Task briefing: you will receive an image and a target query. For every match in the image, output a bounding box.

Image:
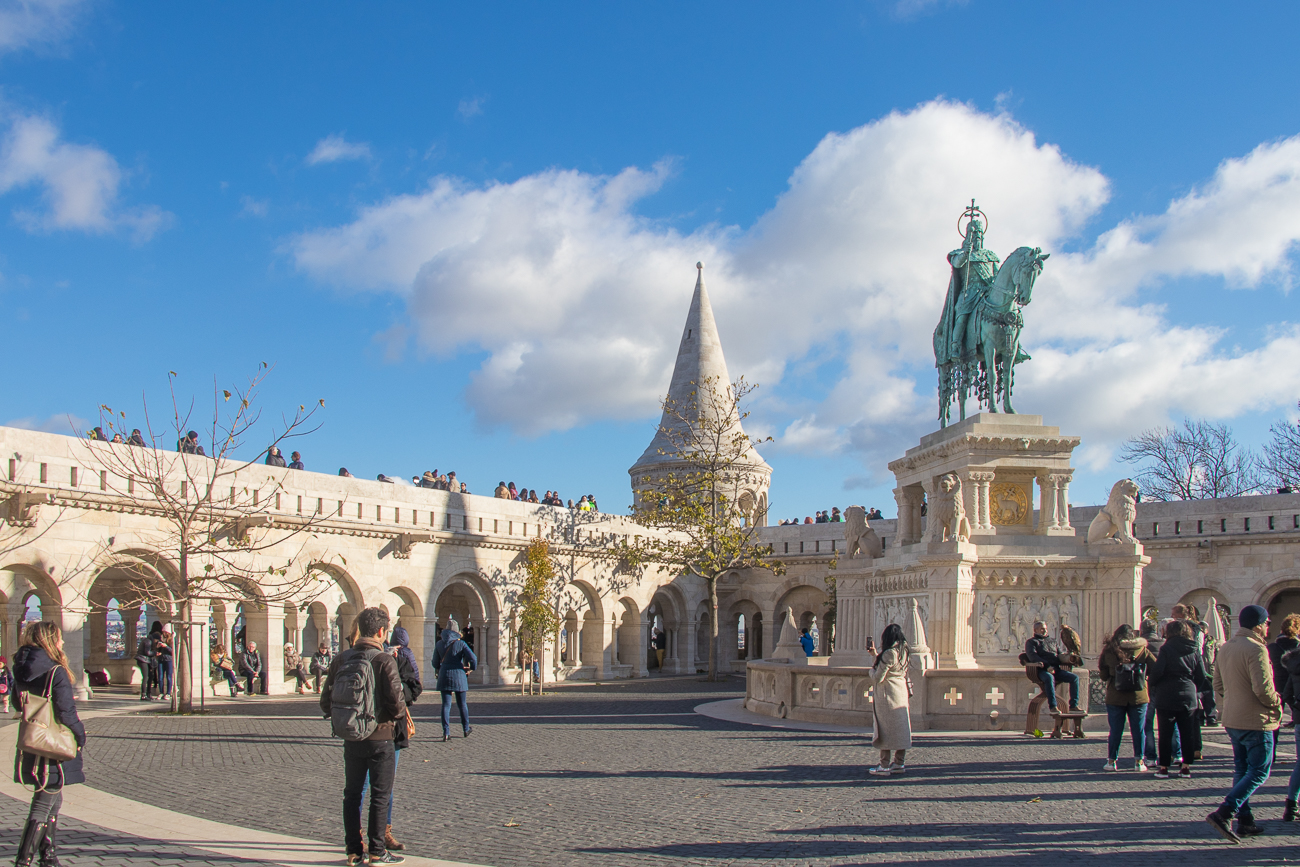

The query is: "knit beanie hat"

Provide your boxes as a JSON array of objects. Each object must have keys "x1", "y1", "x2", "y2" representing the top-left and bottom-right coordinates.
[{"x1": 1239, "y1": 604, "x2": 1269, "y2": 629}]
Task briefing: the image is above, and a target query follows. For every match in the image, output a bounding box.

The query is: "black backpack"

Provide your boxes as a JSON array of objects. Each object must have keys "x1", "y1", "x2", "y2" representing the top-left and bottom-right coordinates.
[
  {"x1": 329, "y1": 648, "x2": 381, "y2": 741},
  {"x1": 1113, "y1": 659, "x2": 1146, "y2": 692}
]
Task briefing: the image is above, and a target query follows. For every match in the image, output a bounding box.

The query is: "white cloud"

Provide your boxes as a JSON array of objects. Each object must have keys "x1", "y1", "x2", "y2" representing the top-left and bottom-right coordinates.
[
  {"x1": 457, "y1": 96, "x2": 486, "y2": 121},
  {"x1": 5, "y1": 412, "x2": 86, "y2": 434},
  {"x1": 240, "y1": 195, "x2": 269, "y2": 218},
  {"x1": 0, "y1": 0, "x2": 88, "y2": 54},
  {"x1": 291, "y1": 99, "x2": 1300, "y2": 479},
  {"x1": 306, "y1": 134, "x2": 372, "y2": 166},
  {"x1": 0, "y1": 112, "x2": 170, "y2": 238}
]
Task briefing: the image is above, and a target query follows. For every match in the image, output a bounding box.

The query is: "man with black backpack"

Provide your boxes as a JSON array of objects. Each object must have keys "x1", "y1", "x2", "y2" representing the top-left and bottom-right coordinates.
[{"x1": 320, "y1": 607, "x2": 406, "y2": 865}]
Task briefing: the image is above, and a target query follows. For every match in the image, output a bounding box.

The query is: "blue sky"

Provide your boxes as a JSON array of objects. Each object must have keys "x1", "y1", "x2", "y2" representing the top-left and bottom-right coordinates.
[{"x1": 2, "y1": 2, "x2": 1299, "y2": 518}]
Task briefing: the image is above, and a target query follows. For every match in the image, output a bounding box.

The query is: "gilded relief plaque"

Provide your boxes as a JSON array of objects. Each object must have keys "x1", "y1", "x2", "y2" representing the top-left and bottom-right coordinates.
[{"x1": 989, "y1": 482, "x2": 1029, "y2": 525}]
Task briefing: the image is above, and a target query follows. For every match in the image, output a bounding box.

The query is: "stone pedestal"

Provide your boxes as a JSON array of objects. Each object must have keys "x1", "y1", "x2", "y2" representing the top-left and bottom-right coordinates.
[{"x1": 749, "y1": 412, "x2": 1145, "y2": 730}]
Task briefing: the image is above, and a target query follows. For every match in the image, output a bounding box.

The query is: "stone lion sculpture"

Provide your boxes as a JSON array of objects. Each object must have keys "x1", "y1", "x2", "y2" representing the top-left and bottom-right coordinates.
[
  {"x1": 1087, "y1": 478, "x2": 1139, "y2": 544},
  {"x1": 929, "y1": 472, "x2": 971, "y2": 542},
  {"x1": 844, "y1": 505, "x2": 883, "y2": 559}
]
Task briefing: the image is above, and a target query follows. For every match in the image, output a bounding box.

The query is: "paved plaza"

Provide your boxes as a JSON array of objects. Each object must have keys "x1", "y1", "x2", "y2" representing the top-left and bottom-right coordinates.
[{"x1": 0, "y1": 678, "x2": 1291, "y2": 866}]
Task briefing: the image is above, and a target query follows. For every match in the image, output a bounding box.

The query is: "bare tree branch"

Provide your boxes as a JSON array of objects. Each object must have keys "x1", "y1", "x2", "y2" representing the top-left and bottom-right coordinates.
[{"x1": 1119, "y1": 419, "x2": 1264, "y2": 501}]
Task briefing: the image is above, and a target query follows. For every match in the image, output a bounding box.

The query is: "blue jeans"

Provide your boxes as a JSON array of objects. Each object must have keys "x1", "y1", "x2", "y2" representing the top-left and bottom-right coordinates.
[
  {"x1": 441, "y1": 690, "x2": 470, "y2": 734},
  {"x1": 158, "y1": 658, "x2": 173, "y2": 695},
  {"x1": 1036, "y1": 668, "x2": 1079, "y2": 709},
  {"x1": 1220, "y1": 728, "x2": 1273, "y2": 818},
  {"x1": 1107, "y1": 703, "x2": 1147, "y2": 761}
]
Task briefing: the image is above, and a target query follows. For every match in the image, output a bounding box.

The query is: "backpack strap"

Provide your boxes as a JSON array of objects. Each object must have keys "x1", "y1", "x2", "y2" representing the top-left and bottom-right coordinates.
[{"x1": 439, "y1": 639, "x2": 459, "y2": 671}]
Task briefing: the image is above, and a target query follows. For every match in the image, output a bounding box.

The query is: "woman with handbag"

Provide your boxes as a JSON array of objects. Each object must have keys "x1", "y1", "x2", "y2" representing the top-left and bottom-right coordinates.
[
  {"x1": 210, "y1": 644, "x2": 241, "y2": 697},
  {"x1": 864, "y1": 623, "x2": 912, "y2": 777},
  {"x1": 12, "y1": 621, "x2": 86, "y2": 867}
]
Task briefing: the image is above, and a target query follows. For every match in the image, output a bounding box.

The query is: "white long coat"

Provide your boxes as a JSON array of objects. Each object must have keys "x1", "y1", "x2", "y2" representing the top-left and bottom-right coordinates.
[{"x1": 867, "y1": 644, "x2": 913, "y2": 751}]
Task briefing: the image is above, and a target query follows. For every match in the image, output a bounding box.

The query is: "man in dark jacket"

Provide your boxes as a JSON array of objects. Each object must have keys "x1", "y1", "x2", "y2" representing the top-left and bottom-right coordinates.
[
  {"x1": 178, "y1": 430, "x2": 206, "y2": 456},
  {"x1": 321, "y1": 607, "x2": 406, "y2": 865},
  {"x1": 1025, "y1": 621, "x2": 1080, "y2": 713},
  {"x1": 239, "y1": 641, "x2": 263, "y2": 695}
]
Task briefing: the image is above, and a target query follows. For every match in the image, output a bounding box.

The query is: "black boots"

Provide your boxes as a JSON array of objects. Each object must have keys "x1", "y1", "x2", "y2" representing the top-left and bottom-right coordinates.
[
  {"x1": 13, "y1": 819, "x2": 46, "y2": 867},
  {"x1": 38, "y1": 817, "x2": 60, "y2": 867},
  {"x1": 1285, "y1": 799, "x2": 1298, "y2": 822}
]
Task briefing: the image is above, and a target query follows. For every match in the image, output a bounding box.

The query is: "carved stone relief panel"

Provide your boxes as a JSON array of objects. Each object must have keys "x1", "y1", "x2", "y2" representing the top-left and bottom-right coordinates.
[
  {"x1": 989, "y1": 482, "x2": 1029, "y2": 526},
  {"x1": 974, "y1": 592, "x2": 1081, "y2": 656},
  {"x1": 873, "y1": 594, "x2": 929, "y2": 642}
]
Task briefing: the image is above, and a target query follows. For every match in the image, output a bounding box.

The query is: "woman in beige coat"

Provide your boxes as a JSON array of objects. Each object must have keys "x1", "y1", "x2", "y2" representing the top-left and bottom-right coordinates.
[{"x1": 866, "y1": 623, "x2": 912, "y2": 776}]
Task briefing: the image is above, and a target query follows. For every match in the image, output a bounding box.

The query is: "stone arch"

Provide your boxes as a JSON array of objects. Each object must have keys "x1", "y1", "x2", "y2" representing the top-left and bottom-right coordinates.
[
  {"x1": 725, "y1": 597, "x2": 763, "y2": 668},
  {"x1": 775, "y1": 582, "x2": 830, "y2": 655},
  {"x1": 387, "y1": 584, "x2": 426, "y2": 664},
  {"x1": 433, "y1": 571, "x2": 501, "y2": 684},
  {"x1": 648, "y1": 583, "x2": 689, "y2": 674},
  {"x1": 614, "y1": 597, "x2": 646, "y2": 677},
  {"x1": 1260, "y1": 578, "x2": 1300, "y2": 641},
  {"x1": 1177, "y1": 587, "x2": 1232, "y2": 624},
  {"x1": 0, "y1": 562, "x2": 65, "y2": 662},
  {"x1": 85, "y1": 555, "x2": 176, "y2": 685}
]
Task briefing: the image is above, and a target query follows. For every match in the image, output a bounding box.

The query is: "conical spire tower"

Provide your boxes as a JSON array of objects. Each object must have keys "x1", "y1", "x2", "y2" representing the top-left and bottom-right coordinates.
[{"x1": 629, "y1": 263, "x2": 771, "y2": 524}]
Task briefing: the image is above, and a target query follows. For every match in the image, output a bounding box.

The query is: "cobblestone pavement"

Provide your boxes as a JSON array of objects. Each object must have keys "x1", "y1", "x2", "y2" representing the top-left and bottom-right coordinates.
[
  {"x1": 0, "y1": 790, "x2": 281, "y2": 866},
  {"x1": 74, "y1": 677, "x2": 1300, "y2": 866}
]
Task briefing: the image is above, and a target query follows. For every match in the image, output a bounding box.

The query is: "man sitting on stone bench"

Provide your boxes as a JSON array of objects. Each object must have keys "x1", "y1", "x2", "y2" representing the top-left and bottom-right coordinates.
[{"x1": 1025, "y1": 621, "x2": 1081, "y2": 714}]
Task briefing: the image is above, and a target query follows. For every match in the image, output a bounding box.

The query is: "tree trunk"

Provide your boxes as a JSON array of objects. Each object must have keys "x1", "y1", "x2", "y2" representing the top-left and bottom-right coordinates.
[
  {"x1": 176, "y1": 598, "x2": 192, "y2": 713},
  {"x1": 707, "y1": 575, "x2": 719, "y2": 681}
]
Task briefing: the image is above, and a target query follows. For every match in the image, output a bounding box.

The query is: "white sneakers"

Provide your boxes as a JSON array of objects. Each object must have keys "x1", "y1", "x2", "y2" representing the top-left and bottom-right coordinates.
[
  {"x1": 869, "y1": 764, "x2": 906, "y2": 777},
  {"x1": 890, "y1": 762, "x2": 906, "y2": 775},
  {"x1": 1136, "y1": 760, "x2": 1148, "y2": 772},
  {"x1": 1103, "y1": 759, "x2": 1118, "y2": 771}
]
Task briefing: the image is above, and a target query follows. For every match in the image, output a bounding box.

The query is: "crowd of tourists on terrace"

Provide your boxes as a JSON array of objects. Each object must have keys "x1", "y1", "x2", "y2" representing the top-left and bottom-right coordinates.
[
  {"x1": 778, "y1": 505, "x2": 883, "y2": 525},
  {"x1": 85, "y1": 424, "x2": 605, "y2": 512}
]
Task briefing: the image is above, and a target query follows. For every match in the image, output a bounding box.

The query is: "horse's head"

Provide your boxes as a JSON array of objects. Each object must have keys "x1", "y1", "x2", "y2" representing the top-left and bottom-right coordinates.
[{"x1": 1004, "y1": 246, "x2": 1049, "y2": 306}]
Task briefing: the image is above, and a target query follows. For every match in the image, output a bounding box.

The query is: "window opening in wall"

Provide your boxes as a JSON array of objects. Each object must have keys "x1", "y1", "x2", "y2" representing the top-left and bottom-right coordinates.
[
  {"x1": 105, "y1": 599, "x2": 126, "y2": 659},
  {"x1": 1221, "y1": 518, "x2": 1227, "y2": 533},
  {"x1": 446, "y1": 513, "x2": 452, "y2": 529},
  {"x1": 509, "y1": 521, "x2": 513, "y2": 535},
  {"x1": 478, "y1": 517, "x2": 483, "y2": 531},
  {"x1": 494, "y1": 519, "x2": 499, "y2": 533},
  {"x1": 800, "y1": 541, "x2": 805, "y2": 553},
  {"x1": 337, "y1": 501, "x2": 343, "y2": 516},
  {"x1": 39, "y1": 463, "x2": 47, "y2": 483},
  {"x1": 784, "y1": 542, "x2": 789, "y2": 553},
  {"x1": 297, "y1": 496, "x2": 303, "y2": 515},
  {"x1": 376, "y1": 505, "x2": 382, "y2": 521},
  {"x1": 831, "y1": 539, "x2": 837, "y2": 551},
  {"x1": 463, "y1": 515, "x2": 468, "y2": 530},
  {"x1": 1197, "y1": 520, "x2": 1203, "y2": 534},
  {"x1": 274, "y1": 492, "x2": 279, "y2": 510},
  {"x1": 737, "y1": 614, "x2": 746, "y2": 652},
  {"x1": 317, "y1": 497, "x2": 323, "y2": 515},
  {"x1": 395, "y1": 508, "x2": 400, "y2": 523},
  {"x1": 1295, "y1": 515, "x2": 1299, "y2": 529},
  {"x1": 1174, "y1": 521, "x2": 1181, "y2": 535},
  {"x1": 357, "y1": 503, "x2": 363, "y2": 519},
  {"x1": 7, "y1": 458, "x2": 14, "y2": 480},
  {"x1": 1245, "y1": 517, "x2": 1251, "y2": 532},
  {"x1": 253, "y1": 489, "x2": 259, "y2": 506},
  {"x1": 1269, "y1": 515, "x2": 1275, "y2": 530},
  {"x1": 1153, "y1": 523, "x2": 1159, "y2": 536},
  {"x1": 815, "y1": 540, "x2": 821, "y2": 552},
  {"x1": 70, "y1": 467, "x2": 78, "y2": 487},
  {"x1": 430, "y1": 511, "x2": 435, "y2": 527},
  {"x1": 100, "y1": 470, "x2": 107, "y2": 491}
]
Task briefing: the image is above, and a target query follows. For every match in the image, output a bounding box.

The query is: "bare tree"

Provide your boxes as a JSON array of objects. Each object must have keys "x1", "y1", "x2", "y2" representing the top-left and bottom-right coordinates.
[
  {"x1": 1262, "y1": 402, "x2": 1300, "y2": 491},
  {"x1": 81, "y1": 365, "x2": 342, "y2": 712},
  {"x1": 1120, "y1": 419, "x2": 1264, "y2": 501},
  {"x1": 625, "y1": 376, "x2": 783, "y2": 681}
]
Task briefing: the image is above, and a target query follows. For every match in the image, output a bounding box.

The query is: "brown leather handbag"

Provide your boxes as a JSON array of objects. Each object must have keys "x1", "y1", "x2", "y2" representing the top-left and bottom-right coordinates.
[{"x1": 17, "y1": 672, "x2": 78, "y2": 762}]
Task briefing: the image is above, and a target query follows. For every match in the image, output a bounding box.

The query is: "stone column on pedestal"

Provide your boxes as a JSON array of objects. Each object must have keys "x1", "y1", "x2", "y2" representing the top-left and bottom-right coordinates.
[
  {"x1": 184, "y1": 599, "x2": 213, "y2": 704},
  {"x1": 683, "y1": 616, "x2": 697, "y2": 675},
  {"x1": 59, "y1": 604, "x2": 90, "y2": 699},
  {"x1": 1054, "y1": 472, "x2": 1073, "y2": 531},
  {"x1": 1036, "y1": 472, "x2": 1056, "y2": 534},
  {"x1": 122, "y1": 606, "x2": 142, "y2": 685},
  {"x1": 828, "y1": 565, "x2": 873, "y2": 667},
  {"x1": 904, "y1": 598, "x2": 932, "y2": 728},
  {"x1": 968, "y1": 472, "x2": 995, "y2": 532}
]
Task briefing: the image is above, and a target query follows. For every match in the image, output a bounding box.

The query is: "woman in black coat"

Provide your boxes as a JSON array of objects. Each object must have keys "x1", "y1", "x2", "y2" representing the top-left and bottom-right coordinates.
[
  {"x1": 11, "y1": 621, "x2": 86, "y2": 867},
  {"x1": 1148, "y1": 619, "x2": 1211, "y2": 778}
]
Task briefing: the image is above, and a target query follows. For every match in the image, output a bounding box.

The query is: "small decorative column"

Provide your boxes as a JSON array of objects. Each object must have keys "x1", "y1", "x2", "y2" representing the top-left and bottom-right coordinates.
[
  {"x1": 1036, "y1": 472, "x2": 1056, "y2": 534},
  {"x1": 893, "y1": 488, "x2": 911, "y2": 544},
  {"x1": 1054, "y1": 472, "x2": 1074, "y2": 532},
  {"x1": 122, "y1": 606, "x2": 142, "y2": 684},
  {"x1": 59, "y1": 604, "x2": 90, "y2": 699},
  {"x1": 968, "y1": 472, "x2": 995, "y2": 532}
]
